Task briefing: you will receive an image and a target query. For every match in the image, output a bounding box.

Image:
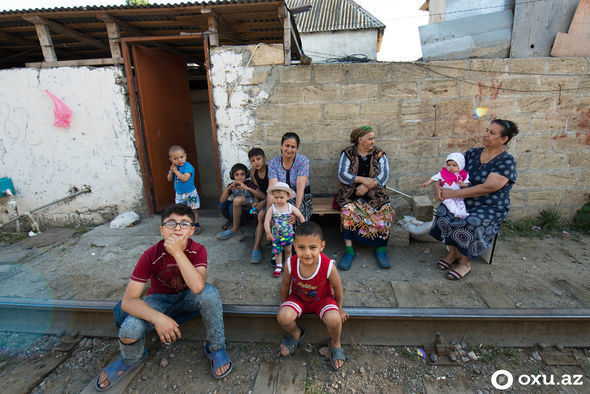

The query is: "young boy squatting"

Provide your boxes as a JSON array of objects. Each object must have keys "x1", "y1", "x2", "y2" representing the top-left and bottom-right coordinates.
[{"x1": 277, "y1": 221, "x2": 349, "y2": 370}]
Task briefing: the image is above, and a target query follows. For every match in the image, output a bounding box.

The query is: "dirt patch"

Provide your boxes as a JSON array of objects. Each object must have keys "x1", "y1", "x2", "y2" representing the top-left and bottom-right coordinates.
[{"x1": 0, "y1": 333, "x2": 589, "y2": 393}]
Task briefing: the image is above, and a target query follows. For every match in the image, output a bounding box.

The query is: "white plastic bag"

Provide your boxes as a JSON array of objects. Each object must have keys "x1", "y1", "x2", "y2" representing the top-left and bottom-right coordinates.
[
  {"x1": 109, "y1": 211, "x2": 140, "y2": 229},
  {"x1": 397, "y1": 215, "x2": 437, "y2": 242}
]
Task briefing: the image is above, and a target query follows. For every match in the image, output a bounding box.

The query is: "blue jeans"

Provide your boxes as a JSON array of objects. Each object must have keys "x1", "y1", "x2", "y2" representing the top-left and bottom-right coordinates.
[
  {"x1": 113, "y1": 283, "x2": 225, "y2": 364},
  {"x1": 218, "y1": 200, "x2": 250, "y2": 224}
]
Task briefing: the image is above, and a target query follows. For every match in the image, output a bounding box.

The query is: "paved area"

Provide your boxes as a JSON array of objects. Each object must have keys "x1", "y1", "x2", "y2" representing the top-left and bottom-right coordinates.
[{"x1": 1, "y1": 213, "x2": 589, "y2": 309}]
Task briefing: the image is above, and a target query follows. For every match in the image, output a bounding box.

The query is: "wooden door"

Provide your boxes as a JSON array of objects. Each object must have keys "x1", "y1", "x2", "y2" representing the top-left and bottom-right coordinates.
[{"x1": 132, "y1": 45, "x2": 198, "y2": 211}]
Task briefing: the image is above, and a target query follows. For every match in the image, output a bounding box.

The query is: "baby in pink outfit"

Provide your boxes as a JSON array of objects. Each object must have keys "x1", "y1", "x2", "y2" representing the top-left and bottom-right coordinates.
[{"x1": 423, "y1": 152, "x2": 470, "y2": 219}]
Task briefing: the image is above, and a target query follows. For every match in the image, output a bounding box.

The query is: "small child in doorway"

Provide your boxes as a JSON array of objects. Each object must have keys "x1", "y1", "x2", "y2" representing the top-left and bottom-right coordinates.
[
  {"x1": 218, "y1": 163, "x2": 264, "y2": 240},
  {"x1": 167, "y1": 145, "x2": 201, "y2": 234},
  {"x1": 264, "y1": 182, "x2": 305, "y2": 278},
  {"x1": 248, "y1": 148, "x2": 269, "y2": 264},
  {"x1": 422, "y1": 152, "x2": 470, "y2": 219},
  {"x1": 277, "y1": 221, "x2": 349, "y2": 370}
]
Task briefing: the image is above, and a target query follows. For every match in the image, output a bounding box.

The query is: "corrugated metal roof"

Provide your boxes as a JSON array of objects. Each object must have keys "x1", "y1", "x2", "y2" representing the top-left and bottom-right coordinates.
[
  {"x1": 0, "y1": 1, "x2": 281, "y2": 15},
  {"x1": 286, "y1": 0, "x2": 385, "y2": 33},
  {"x1": 0, "y1": 0, "x2": 301, "y2": 69}
]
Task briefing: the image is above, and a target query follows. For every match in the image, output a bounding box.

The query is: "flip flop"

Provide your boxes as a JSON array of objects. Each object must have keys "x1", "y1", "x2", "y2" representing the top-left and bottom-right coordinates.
[
  {"x1": 446, "y1": 268, "x2": 470, "y2": 281},
  {"x1": 437, "y1": 259, "x2": 453, "y2": 270},
  {"x1": 327, "y1": 338, "x2": 346, "y2": 371},
  {"x1": 204, "y1": 343, "x2": 233, "y2": 379},
  {"x1": 279, "y1": 327, "x2": 306, "y2": 358},
  {"x1": 95, "y1": 349, "x2": 147, "y2": 391}
]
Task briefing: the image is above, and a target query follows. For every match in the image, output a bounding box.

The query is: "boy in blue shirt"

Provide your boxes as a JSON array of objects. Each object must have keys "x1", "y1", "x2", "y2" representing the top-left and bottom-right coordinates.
[{"x1": 167, "y1": 145, "x2": 201, "y2": 234}]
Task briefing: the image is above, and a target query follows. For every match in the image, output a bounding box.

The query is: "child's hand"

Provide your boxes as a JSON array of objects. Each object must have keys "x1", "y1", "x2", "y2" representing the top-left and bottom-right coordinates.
[
  {"x1": 163, "y1": 234, "x2": 187, "y2": 256},
  {"x1": 154, "y1": 314, "x2": 181, "y2": 344},
  {"x1": 234, "y1": 181, "x2": 244, "y2": 189},
  {"x1": 266, "y1": 233, "x2": 274, "y2": 242},
  {"x1": 255, "y1": 201, "x2": 265, "y2": 211},
  {"x1": 340, "y1": 308, "x2": 349, "y2": 323},
  {"x1": 170, "y1": 163, "x2": 177, "y2": 172},
  {"x1": 422, "y1": 181, "x2": 429, "y2": 187},
  {"x1": 458, "y1": 181, "x2": 468, "y2": 188}
]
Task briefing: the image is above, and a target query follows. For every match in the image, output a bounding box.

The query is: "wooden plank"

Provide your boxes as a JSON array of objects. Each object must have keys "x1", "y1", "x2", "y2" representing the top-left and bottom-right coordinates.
[
  {"x1": 32, "y1": 22, "x2": 57, "y2": 62},
  {"x1": 280, "y1": 5, "x2": 290, "y2": 66},
  {"x1": 277, "y1": 358, "x2": 307, "y2": 394},
  {"x1": 105, "y1": 22, "x2": 122, "y2": 58},
  {"x1": 312, "y1": 197, "x2": 339, "y2": 216},
  {"x1": 252, "y1": 361, "x2": 279, "y2": 394},
  {"x1": 26, "y1": 57, "x2": 124, "y2": 68},
  {"x1": 23, "y1": 15, "x2": 109, "y2": 50},
  {"x1": 555, "y1": 279, "x2": 590, "y2": 307},
  {"x1": 542, "y1": 352, "x2": 579, "y2": 366},
  {"x1": 471, "y1": 282, "x2": 514, "y2": 308},
  {"x1": 551, "y1": 0, "x2": 590, "y2": 57},
  {"x1": 207, "y1": 14, "x2": 219, "y2": 46},
  {"x1": 0, "y1": 348, "x2": 75, "y2": 392}
]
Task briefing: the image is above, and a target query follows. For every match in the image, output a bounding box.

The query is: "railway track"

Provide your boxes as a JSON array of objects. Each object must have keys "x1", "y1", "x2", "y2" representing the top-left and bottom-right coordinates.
[{"x1": 1, "y1": 297, "x2": 590, "y2": 347}]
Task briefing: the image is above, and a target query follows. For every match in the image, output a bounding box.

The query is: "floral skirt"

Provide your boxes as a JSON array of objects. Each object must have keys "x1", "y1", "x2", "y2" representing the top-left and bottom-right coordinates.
[
  {"x1": 429, "y1": 203, "x2": 501, "y2": 260},
  {"x1": 340, "y1": 201, "x2": 393, "y2": 247}
]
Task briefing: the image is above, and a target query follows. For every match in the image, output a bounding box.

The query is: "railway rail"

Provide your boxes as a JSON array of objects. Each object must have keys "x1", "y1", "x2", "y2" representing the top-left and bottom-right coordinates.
[{"x1": 1, "y1": 297, "x2": 590, "y2": 347}]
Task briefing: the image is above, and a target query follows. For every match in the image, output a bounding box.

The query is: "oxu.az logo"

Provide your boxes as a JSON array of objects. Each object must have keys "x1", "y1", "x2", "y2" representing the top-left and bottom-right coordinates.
[{"x1": 491, "y1": 370, "x2": 584, "y2": 390}]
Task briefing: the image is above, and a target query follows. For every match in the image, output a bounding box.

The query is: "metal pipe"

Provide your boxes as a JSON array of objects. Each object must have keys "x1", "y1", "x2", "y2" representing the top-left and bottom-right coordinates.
[
  {"x1": 0, "y1": 187, "x2": 91, "y2": 229},
  {"x1": 385, "y1": 185, "x2": 414, "y2": 200}
]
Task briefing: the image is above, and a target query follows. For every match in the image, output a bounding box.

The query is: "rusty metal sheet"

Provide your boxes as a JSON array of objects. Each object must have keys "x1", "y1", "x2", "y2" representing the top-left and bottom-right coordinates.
[{"x1": 132, "y1": 45, "x2": 198, "y2": 211}]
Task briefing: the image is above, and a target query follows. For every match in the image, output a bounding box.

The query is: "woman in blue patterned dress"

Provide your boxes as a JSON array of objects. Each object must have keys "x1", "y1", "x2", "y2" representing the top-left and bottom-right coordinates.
[{"x1": 429, "y1": 119, "x2": 519, "y2": 280}]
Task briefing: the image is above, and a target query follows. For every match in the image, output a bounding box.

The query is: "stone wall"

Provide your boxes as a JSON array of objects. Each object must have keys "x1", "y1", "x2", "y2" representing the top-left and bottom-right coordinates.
[{"x1": 210, "y1": 50, "x2": 590, "y2": 219}]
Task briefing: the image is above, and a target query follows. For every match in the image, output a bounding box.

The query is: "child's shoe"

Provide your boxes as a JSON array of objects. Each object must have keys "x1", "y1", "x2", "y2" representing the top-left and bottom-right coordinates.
[
  {"x1": 217, "y1": 229, "x2": 242, "y2": 240},
  {"x1": 272, "y1": 265, "x2": 282, "y2": 277},
  {"x1": 251, "y1": 249, "x2": 262, "y2": 264},
  {"x1": 194, "y1": 224, "x2": 202, "y2": 235}
]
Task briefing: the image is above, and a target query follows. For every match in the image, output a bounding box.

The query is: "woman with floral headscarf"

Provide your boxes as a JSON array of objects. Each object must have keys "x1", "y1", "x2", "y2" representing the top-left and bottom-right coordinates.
[{"x1": 336, "y1": 126, "x2": 393, "y2": 271}]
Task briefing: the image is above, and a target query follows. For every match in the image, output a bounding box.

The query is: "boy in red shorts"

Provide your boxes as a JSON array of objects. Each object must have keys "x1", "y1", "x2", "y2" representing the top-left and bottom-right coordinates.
[{"x1": 276, "y1": 221, "x2": 349, "y2": 370}]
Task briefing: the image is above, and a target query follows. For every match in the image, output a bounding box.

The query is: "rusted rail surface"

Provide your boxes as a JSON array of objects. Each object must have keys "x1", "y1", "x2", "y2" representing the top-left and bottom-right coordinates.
[{"x1": 1, "y1": 297, "x2": 589, "y2": 346}]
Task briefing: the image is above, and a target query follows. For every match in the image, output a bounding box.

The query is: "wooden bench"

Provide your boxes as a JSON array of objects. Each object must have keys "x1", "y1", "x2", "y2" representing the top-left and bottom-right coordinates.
[{"x1": 312, "y1": 196, "x2": 340, "y2": 216}]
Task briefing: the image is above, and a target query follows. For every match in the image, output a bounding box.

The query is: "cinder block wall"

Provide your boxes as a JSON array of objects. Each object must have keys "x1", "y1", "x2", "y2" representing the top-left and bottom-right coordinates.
[{"x1": 211, "y1": 48, "x2": 589, "y2": 219}]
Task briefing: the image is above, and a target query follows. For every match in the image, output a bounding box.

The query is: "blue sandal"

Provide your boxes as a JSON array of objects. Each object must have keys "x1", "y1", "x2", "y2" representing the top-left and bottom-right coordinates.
[
  {"x1": 327, "y1": 338, "x2": 346, "y2": 371},
  {"x1": 279, "y1": 327, "x2": 306, "y2": 358},
  {"x1": 95, "y1": 349, "x2": 147, "y2": 391},
  {"x1": 205, "y1": 343, "x2": 233, "y2": 379}
]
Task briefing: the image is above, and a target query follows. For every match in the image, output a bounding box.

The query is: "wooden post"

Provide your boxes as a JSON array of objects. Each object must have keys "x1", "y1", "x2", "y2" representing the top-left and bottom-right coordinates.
[
  {"x1": 279, "y1": 6, "x2": 291, "y2": 66},
  {"x1": 207, "y1": 14, "x2": 219, "y2": 46},
  {"x1": 33, "y1": 23, "x2": 57, "y2": 62},
  {"x1": 105, "y1": 22, "x2": 122, "y2": 58}
]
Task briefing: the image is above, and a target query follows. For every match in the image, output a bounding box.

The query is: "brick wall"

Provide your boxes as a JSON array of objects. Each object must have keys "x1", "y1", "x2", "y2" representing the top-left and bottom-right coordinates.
[{"x1": 212, "y1": 48, "x2": 589, "y2": 219}]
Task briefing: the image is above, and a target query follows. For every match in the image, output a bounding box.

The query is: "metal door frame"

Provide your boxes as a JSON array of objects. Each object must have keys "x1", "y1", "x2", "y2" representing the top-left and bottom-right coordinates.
[{"x1": 121, "y1": 34, "x2": 222, "y2": 213}]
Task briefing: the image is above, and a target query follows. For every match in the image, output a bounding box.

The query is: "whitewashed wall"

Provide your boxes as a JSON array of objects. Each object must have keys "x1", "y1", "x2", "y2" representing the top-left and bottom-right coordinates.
[
  {"x1": 0, "y1": 66, "x2": 145, "y2": 227},
  {"x1": 300, "y1": 30, "x2": 379, "y2": 63},
  {"x1": 209, "y1": 44, "x2": 282, "y2": 185}
]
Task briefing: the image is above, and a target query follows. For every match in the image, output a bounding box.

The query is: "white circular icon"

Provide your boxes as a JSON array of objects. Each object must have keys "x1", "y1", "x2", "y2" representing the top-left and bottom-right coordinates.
[{"x1": 491, "y1": 370, "x2": 514, "y2": 390}]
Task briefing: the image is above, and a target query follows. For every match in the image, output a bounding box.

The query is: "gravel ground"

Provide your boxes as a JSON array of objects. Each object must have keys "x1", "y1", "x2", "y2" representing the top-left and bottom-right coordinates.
[{"x1": 1, "y1": 332, "x2": 589, "y2": 393}]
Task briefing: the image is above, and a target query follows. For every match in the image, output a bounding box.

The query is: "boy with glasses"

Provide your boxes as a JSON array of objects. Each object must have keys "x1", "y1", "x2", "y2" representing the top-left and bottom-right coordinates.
[{"x1": 95, "y1": 205, "x2": 231, "y2": 391}]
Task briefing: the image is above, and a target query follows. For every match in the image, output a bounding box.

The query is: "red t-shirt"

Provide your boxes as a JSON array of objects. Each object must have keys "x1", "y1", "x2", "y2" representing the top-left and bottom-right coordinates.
[
  {"x1": 287, "y1": 253, "x2": 334, "y2": 303},
  {"x1": 130, "y1": 239, "x2": 207, "y2": 295}
]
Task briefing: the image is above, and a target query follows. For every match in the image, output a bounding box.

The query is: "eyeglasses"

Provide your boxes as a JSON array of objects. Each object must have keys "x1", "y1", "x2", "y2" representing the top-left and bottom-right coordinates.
[{"x1": 162, "y1": 221, "x2": 194, "y2": 229}]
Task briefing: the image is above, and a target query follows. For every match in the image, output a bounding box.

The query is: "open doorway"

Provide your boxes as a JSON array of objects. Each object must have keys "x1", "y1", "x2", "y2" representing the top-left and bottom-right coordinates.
[{"x1": 121, "y1": 35, "x2": 221, "y2": 213}]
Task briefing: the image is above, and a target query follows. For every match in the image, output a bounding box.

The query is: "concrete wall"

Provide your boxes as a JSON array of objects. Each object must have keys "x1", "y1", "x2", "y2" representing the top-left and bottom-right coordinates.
[
  {"x1": 299, "y1": 30, "x2": 379, "y2": 63},
  {"x1": 0, "y1": 66, "x2": 145, "y2": 228},
  {"x1": 209, "y1": 48, "x2": 590, "y2": 219}
]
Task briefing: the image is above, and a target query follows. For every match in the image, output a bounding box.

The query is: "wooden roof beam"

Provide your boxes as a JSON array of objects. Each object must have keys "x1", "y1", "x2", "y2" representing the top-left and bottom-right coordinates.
[
  {"x1": 97, "y1": 12, "x2": 191, "y2": 60},
  {"x1": 200, "y1": 6, "x2": 242, "y2": 47},
  {"x1": 23, "y1": 15, "x2": 108, "y2": 50},
  {"x1": 32, "y1": 22, "x2": 57, "y2": 62},
  {"x1": 0, "y1": 31, "x2": 31, "y2": 46}
]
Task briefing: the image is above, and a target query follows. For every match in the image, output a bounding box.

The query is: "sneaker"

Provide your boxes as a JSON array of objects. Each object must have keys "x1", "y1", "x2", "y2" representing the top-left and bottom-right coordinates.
[
  {"x1": 217, "y1": 229, "x2": 242, "y2": 240},
  {"x1": 374, "y1": 251, "x2": 391, "y2": 268},
  {"x1": 194, "y1": 225, "x2": 202, "y2": 235},
  {"x1": 337, "y1": 253, "x2": 356, "y2": 271},
  {"x1": 251, "y1": 249, "x2": 262, "y2": 264},
  {"x1": 270, "y1": 255, "x2": 276, "y2": 266}
]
